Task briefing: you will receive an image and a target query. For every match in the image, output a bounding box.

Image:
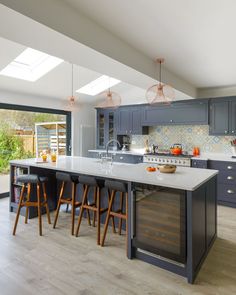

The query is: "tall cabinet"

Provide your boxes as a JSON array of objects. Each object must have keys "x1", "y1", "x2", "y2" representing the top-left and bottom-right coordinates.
[{"x1": 97, "y1": 108, "x2": 116, "y2": 149}]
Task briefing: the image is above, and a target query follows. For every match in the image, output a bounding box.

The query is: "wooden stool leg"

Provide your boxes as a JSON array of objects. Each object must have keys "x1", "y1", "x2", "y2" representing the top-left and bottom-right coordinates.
[
  {"x1": 13, "y1": 184, "x2": 25, "y2": 235},
  {"x1": 101, "y1": 190, "x2": 115, "y2": 247},
  {"x1": 125, "y1": 192, "x2": 128, "y2": 256},
  {"x1": 25, "y1": 183, "x2": 31, "y2": 224},
  {"x1": 71, "y1": 182, "x2": 76, "y2": 235},
  {"x1": 93, "y1": 187, "x2": 97, "y2": 227},
  {"x1": 37, "y1": 183, "x2": 42, "y2": 236},
  {"x1": 53, "y1": 181, "x2": 65, "y2": 228},
  {"x1": 97, "y1": 187, "x2": 101, "y2": 245},
  {"x1": 118, "y1": 192, "x2": 124, "y2": 235},
  {"x1": 108, "y1": 190, "x2": 116, "y2": 233},
  {"x1": 75, "y1": 185, "x2": 88, "y2": 237},
  {"x1": 42, "y1": 182, "x2": 51, "y2": 224}
]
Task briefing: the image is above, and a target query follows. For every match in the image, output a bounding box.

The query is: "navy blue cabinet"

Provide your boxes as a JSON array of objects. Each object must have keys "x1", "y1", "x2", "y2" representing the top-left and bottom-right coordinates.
[
  {"x1": 142, "y1": 100, "x2": 208, "y2": 126},
  {"x1": 96, "y1": 109, "x2": 117, "y2": 148},
  {"x1": 191, "y1": 159, "x2": 208, "y2": 169},
  {"x1": 209, "y1": 97, "x2": 236, "y2": 135},
  {"x1": 117, "y1": 107, "x2": 148, "y2": 135},
  {"x1": 209, "y1": 160, "x2": 236, "y2": 208}
]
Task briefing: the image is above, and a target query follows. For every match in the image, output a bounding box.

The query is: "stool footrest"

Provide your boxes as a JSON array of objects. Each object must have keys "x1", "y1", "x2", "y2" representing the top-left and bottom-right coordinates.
[
  {"x1": 21, "y1": 201, "x2": 48, "y2": 207},
  {"x1": 110, "y1": 211, "x2": 127, "y2": 220},
  {"x1": 82, "y1": 204, "x2": 107, "y2": 214}
]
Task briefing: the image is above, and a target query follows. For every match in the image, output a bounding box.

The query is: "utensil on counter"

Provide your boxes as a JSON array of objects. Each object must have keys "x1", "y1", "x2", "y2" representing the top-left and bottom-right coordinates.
[
  {"x1": 158, "y1": 164, "x2": 176, "y2": 173},
  {"x1": 145, "y1": 139, "x2": 150, "y2": 153}
]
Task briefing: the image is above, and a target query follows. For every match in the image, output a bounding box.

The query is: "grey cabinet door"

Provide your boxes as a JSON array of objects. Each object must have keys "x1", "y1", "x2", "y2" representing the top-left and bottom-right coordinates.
[
  {"x1": 117, "y1": 109, "x2": 130, "y2": 135},
  {"x1": 142, "y1": 101, "x2": 208, "y2": 126},
  {"x1": 142, "y1": 105, "x2": 173, "y2": 126},
  {"x1": 230, "y1": 100, "x2": 236, "y2": 135},
  {"x1": 170, "y1": 102, "x2": 208, "y2": 125},
  {"x1": 209, "y1": 100, "x2": 229, "y2": 135},
  {"x1": 131, "y1": 108, "x2": 142, "y2": 134}
]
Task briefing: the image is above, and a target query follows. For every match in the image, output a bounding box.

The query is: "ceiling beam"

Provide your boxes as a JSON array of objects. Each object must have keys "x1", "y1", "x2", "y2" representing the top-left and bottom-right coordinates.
[{"x1": 0, "y1": 0, "x2": 197, "y2": 98}]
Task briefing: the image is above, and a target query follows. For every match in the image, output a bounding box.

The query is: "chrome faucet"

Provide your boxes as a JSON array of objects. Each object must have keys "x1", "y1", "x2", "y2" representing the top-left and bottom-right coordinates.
[{"x1": 106, "y1": 139, "x2": 121, "y2": 158}]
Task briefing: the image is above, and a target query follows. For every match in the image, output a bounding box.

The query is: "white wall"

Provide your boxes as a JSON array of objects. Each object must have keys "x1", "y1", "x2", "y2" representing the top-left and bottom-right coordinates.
[{"x1": 0, "y1": 89, "x2": 96, "y2": 156}]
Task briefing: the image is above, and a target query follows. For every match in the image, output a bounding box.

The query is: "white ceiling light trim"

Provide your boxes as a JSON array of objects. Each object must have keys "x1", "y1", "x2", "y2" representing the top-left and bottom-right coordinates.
[
  {"x1": 76, "y1": 75, "x2": 120, "y2": 96},
  {"x1": 0, "y1": 48, "x2": 64, "y2": 82}
]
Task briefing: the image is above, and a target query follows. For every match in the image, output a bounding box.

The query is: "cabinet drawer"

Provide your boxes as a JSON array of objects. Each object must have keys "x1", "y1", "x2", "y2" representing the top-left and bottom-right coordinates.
[
  {"x1": 191, "y1": 159, "x2": 208, "y2": 169},
  {"x1": 209, "y1": 160, "x2": 236, "y2": 172},
  {"x1": 114, "y1": 154, "x2": 143, "y2": 164},
  {"x1": 218, "y1": 170, "x2": 236, "y2": 185},
  {"x1": 217, "y1": 184, "x2": 236, "y2": 203}
]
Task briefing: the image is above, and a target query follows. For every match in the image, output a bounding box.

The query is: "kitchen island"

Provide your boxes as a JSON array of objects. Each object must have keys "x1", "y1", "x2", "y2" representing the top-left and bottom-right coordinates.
[{"x1": 9, "y1": 156, "x2": 218, "y2": 284}]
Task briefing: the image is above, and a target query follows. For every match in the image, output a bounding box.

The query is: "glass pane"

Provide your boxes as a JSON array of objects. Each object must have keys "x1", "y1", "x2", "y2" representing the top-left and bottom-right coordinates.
[
  {"x1": 108, "y1": 112, "x2": 114, "y2": 142},
  {"x1": 0, "y1": 109, "x2": 67, "y2": 195}
]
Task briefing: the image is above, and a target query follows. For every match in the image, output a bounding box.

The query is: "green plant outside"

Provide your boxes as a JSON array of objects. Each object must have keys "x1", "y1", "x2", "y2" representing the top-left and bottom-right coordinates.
[{"x1": 0, "y1": 126, "x2": 34, "y2": 174}]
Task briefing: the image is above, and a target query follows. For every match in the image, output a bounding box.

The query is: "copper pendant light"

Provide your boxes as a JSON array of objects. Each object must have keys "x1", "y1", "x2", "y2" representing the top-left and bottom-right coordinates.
[
  {"x1": 64, "y1": 64, "x2": 79, "y2": 111},
  {"x1": 96, "y1": 77, "x2": 121, "y2": 109},
  {"x1": 146, "y1": 58, "x2": 174, "y2": 105}
]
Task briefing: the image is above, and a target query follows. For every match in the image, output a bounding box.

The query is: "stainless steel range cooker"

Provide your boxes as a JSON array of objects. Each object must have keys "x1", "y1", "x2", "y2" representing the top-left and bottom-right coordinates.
[{"x1": 143, "y1": 153, "x2": 192, "y2": 167}]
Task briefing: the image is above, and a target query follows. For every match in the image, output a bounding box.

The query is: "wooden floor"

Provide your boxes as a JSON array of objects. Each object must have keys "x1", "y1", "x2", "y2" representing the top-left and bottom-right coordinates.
[{"x1": 0, "y1": 198, "x2": 236, "y2": 295}]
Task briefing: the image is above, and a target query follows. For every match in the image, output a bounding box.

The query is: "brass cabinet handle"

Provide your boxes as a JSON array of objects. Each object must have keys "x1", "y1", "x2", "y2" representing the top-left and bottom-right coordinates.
[
  {"x1": 227, "y1": 176, "x2": 234, "y2": 180},
  {"x1": 227, "y1": 166, "x2": 233, "y2": 170},
  {"x1": 227, "y1": 189, "x2": 234, "y2": 194},
  {"x1": 120, "y1": 156, "x2": 124, "y2": 160}
]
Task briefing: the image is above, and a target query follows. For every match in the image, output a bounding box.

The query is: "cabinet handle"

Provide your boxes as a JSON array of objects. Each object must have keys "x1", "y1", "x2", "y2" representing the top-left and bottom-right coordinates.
[
  {"x1": 232, "y1": 130, "x2": 235, "y2": 134},
  {"x1": 224, "y1": 130, "x2": 228, "y2": 134},
  {"x1": 120, "y1": 156, "x2": 123, "y2": 160},
  {"x1": 227, "y1": 176, "x2": 234, "y2": 180},
  {"x1": 227, "y1": 189, "x2": 234, "y2": 194},
  {"x1": 170, "y1": 119, "x2": 173, "y2": 123},
  {"x1": 130, "y1": 130, "x2": 132, "y2": 134},
  {"x1": 227, "y1": 166, "x2": 233, "y2": 170}
]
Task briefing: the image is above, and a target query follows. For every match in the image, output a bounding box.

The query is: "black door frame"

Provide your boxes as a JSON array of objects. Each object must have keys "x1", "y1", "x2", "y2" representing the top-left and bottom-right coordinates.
[{"x1": 0, "y1": 102, "x2": 71, "y2": 198}]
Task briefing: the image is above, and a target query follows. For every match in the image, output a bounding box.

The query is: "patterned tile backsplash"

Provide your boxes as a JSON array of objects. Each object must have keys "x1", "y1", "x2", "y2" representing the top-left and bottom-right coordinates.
[{"x1": 131, "y1": 125, "x2": 235, "y2": 154}]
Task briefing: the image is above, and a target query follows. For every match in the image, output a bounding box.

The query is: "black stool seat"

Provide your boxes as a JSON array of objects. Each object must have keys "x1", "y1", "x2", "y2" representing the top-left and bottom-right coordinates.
[
  {"x1": 56, "y1": 172, "x2": 78, "y2": 183},
  {"x1": 17, "y1": 174, "x2": 48, "y2": 184},
  {"x1": 79, "y1": 175, "x2": 103, "y2": 187},
  {"x1": 105, "y1": 180, "x2": 127, "y2": 193}
]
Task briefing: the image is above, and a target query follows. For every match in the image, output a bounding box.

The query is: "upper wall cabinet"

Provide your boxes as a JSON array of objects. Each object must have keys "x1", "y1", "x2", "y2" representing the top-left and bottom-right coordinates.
[
  {"x1": 142, "y1": 100, "x2": 209, "y2": 126},
  {"x1": 97, "y1": 108, "x2": 117, "y2": 148},
  {"x1": 117, "y1": 107, "x2": 148, "y2": 135},
  {"x1": 209, "y1": 97, "x2": 236, "y2": 135}
]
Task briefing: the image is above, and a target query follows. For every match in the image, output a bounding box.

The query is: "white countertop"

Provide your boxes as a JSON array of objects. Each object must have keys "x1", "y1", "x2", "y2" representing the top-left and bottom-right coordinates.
[
  {"x1": 90, "y1": 149, "x2": 236, "y2": 163},
  {"x1": 10, "y1": 156, "x2": 218, "y2": 191},
  {"x1": 191, "y1": 152, "x2": 236, "y2": 162},
  {"x1": 88, "y1": 149, "x2": 144, "y2": 156}
]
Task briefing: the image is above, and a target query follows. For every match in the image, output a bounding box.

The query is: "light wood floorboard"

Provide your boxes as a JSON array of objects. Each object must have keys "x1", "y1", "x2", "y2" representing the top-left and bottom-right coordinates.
[{"x1": 0, "y1": 198, "x2": 236, "y2": 295}]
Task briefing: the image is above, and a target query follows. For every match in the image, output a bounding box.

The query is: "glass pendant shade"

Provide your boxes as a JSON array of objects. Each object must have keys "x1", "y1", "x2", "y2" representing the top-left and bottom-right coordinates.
[
  {"x1": 146, "y1": 59, "x2": 174, "y2": 105},
  {"x1": 64, "y1": 64, "x2": 80, "y2": 111},
  {"x1": 96, "y1": 89, "x2": 121, "y2": 109}
]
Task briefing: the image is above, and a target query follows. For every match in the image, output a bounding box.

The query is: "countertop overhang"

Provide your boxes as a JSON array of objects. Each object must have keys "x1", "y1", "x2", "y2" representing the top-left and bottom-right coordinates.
[{"x1": 10, "y1": 156, "x2": 218, "y2": 191}]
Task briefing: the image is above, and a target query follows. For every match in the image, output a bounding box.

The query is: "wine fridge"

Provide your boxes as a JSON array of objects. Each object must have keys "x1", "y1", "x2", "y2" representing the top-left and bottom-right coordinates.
[{"x1": 132, "y1": 184, "x2": 186, "y2": 264}]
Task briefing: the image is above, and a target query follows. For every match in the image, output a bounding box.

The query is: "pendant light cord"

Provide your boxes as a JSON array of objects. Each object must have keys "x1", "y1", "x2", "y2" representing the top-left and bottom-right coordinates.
[
  {"x1": 71, "y1": 64, "x2": 74, "y2": 97},
  {"x1": 159, "y1": 60, "x2": 162, "y2": 84}
]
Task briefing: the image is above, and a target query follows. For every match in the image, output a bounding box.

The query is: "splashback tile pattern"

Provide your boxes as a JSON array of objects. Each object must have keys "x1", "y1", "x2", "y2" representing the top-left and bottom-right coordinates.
[{"x1": 131, "y1": 125, "x2": 235, "y2": 154}]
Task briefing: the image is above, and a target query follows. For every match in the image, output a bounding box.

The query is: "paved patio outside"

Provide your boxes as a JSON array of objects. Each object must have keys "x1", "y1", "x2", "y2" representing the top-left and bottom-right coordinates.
[{"x1": 0, "y1": 174, "x2": 9, "y2": 195}]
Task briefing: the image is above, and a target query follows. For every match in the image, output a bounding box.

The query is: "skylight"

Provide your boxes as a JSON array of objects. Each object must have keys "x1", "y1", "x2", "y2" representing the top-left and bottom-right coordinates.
[
  {"x1": 76, "y1": 75, "x2": 120, "y2": 96},
  {"x1": 0, "y1": 48, "x2": 64, "y2": 82}
]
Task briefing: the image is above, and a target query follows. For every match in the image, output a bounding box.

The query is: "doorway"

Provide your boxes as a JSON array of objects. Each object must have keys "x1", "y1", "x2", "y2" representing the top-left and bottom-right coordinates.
[{"x1": 0, "y1": 103, "x2": 71, "y2": 197}]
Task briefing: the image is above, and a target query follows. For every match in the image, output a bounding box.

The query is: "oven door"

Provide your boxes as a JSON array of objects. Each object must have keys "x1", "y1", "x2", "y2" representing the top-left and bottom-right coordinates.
[{"x1": 132, "y1": 184, "x2": 186, "y2": 264}]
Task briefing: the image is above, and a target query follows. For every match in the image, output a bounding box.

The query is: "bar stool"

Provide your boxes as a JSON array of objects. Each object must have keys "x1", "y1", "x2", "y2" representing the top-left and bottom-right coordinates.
[
  {"x1": 75, "y1": 176, "x2": 112, "y2": 245},
  {"x1": 12, "y1": 174, "x2": 51, "y2": 236},
  {"x1": 53, "y1": 172, "x2": 81, "y2": 235},
  {"x1": 101, "y1": 180, "x2": 128, "y2": 252}
]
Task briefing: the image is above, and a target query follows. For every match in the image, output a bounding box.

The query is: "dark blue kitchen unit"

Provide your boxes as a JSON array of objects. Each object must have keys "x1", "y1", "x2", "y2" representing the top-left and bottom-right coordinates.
[{"x1": 128, "y1": 176, "x2": 217, "y2": 284}]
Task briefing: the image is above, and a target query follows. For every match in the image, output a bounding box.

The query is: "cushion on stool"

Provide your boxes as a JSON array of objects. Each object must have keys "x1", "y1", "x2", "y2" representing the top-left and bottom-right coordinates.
[
  {"x1": 79, "y1": 175, "x2": 103, "y2": 187},
  {"x1": 16, "y1": 174, "x2": 39, "y2": 184},
  {"x1": 39, "y1": 176, "x2": 48, "y2": 183},
  {"x1": 105, "y1": 180, "x2": 128, "y2": 193},
  {"x1": 56, "y1": 172, "x2": 78, "y2": 183}
]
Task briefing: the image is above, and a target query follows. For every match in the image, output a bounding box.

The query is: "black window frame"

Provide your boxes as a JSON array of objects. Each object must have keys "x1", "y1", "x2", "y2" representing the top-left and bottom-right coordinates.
[{"x1": 0, "y1": 102, "x2": 71, "y2": 198}]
